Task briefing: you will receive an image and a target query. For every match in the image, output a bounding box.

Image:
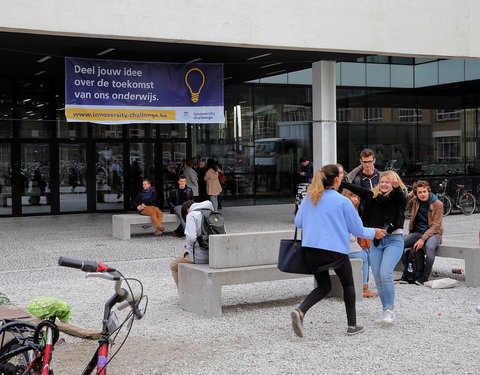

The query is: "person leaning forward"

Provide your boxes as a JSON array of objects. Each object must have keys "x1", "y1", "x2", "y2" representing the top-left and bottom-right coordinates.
[
  {"x1": 132, "y1": 178, "x2": 165, "y2": 236},
  {"x1": 399, "y1": 180, "x2": 444, "y2": 284},
  {"x1": 170, "y1": 200, "x2": 214, "y2": 286}
]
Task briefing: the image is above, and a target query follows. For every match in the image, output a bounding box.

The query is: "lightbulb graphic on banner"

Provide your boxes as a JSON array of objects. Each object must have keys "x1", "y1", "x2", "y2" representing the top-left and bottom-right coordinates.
[{"x1": 185, "y1": 68, "x2": 205, "y2": 103}]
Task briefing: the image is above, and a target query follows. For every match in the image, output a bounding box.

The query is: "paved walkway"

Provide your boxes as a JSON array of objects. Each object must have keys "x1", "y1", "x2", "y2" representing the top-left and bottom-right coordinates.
[{"x1": 1, "y1": 205, "x2": 480, "y2": 374}]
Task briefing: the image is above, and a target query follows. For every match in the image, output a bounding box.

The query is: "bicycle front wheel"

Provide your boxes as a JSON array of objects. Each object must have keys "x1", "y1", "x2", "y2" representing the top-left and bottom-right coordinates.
[
  {"x1": 458, "y1": 192, "x2": 476, "y2": 215},
  {"x1": 438, "y1": 194, "x2": 452, "y2": 216}
]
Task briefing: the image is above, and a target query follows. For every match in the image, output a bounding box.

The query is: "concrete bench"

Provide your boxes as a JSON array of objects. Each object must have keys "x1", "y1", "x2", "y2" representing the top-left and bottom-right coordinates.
[
  {"x1": 178, "y1": 230, "x2": 363, "y2": 317},
  {"x1": 435, "y1": 241, "x2": 480, "y2": 287},
  {"x1": 112, "y1": 213, "x2": 180, "y2": 240},
  {"x1": 396, "y1": 240, "x2": 480, "y2": 287}
]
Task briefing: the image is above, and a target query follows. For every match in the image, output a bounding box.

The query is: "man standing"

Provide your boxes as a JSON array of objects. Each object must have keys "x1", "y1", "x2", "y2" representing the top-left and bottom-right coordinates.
[
  {"x1": 400, "y1": 180, "x2": 443, "y2": 284},
  {"x1": 346, "y1": 148, "x2": 381, "y2": 297},
  {"x1": 346, "y1": 149, "x2": 381, "y2": 191},
  {"x1": 298, "y1": 157, "x2": 313, "y2": 184},
  {"x1": 168, "y1": 175, "x2": 194, "y2": 237}
]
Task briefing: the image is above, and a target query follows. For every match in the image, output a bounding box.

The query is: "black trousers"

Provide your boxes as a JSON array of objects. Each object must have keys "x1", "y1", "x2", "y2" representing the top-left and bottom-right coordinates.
[{"x1": 299, "y1": 247, "x2": 357, "y2": 326}]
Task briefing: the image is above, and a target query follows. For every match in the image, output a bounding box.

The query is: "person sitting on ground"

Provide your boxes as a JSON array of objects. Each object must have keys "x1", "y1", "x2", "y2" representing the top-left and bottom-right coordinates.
[
  {"x1": 132, "y1": 178, "x2": 165, "y2": 236},
  {"x1": 168, "y1": 175, "x2": 194, "y2": 237},
  {"x1": 399, "y1": 180, "x2": 444, "y2": 284},
  {"x1": 342, "y1": 188, "x2": 378, "y2": 298},
  {"x1": 170, "y1": 200, "x2": 214, "y2": 286}
]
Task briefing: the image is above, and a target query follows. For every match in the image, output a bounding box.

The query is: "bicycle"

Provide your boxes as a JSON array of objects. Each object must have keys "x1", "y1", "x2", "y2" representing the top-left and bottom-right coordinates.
[
  {"x1": 436, "y1": 178, "x2": 476, "y2": 216},
  {"x1": 0, "y1": 256, "x2": 147, "y2": 375}
]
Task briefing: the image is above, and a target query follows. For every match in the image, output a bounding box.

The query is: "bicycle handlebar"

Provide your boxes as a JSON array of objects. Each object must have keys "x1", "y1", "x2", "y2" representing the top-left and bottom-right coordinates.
[{"x1": 58, "y1": 256, "x2": 116, "y2": 273}]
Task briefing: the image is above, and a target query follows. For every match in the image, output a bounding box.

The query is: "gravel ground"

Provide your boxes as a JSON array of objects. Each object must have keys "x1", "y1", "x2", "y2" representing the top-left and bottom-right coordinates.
[{"x1": 1, "y1": 205, "x2": 480, "y2": 375}]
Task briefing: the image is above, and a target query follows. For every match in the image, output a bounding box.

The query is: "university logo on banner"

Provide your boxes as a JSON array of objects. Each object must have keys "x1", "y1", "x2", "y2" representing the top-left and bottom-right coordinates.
[{"x1": 65, "y1": 57, "x2": 224, "y2": 124}]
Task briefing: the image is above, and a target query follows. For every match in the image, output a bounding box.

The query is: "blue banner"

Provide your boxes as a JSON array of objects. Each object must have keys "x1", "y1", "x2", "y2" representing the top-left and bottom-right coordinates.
[{"x1": 65, "y1": 57, "x2": 224, "y2": 124}]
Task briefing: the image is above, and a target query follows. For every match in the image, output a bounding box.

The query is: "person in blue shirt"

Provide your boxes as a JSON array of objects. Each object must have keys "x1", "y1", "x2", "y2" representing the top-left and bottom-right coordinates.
[{"x1": 290, "y1": 164, "x2": 385, "y2": 338}]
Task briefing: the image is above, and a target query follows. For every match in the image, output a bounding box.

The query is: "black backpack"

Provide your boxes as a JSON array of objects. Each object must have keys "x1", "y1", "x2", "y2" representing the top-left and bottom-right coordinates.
[
  {"x1": 405, "y1": 248, "x2": 425, "y2": 284},
  {"x1": 196, "y1": 209, "x2": 226, "y2": 250}
]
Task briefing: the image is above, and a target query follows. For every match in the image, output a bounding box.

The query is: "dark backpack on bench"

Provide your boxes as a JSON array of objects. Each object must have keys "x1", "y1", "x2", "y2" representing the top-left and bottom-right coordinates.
[
  {"x1": 196, "y1": 209, "x2": 226, "y2": 250},
  {"x1": 405, "y1": 248, "x2": 425, "y2": 284}
]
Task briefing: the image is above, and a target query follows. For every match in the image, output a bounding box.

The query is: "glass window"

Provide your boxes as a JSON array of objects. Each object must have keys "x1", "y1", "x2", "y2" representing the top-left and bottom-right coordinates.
[
  {"x1": 0, "y1": 92, "x2": 13, "y2": 138},
  {"x1": 16, "y1": 94, "x2": 52, "y2": 138},
  {"x1": 128, "y1": 124, "x2": 156, "y2": 139},
  {"x1": 0, "y1": 143, "x2": 11, "y2": 215},
  {"x1": 21, "y1": 143, "x2": 50, "y2": 214},
  {"x1": 129, "y1": 142, "x2": 155, "y2": 203},
  {"x1": 391, "y1": 65, "x2": 414, "y2": 88},
  {"x1": 415, "y1": 61, "x2": 439, "y2": 88},
  {"x1": 366, "y1": 63, "x2": 390, "y2": 87},
  {"x1": 260, "y1": 73, "x2": 288, "y2": 84},
  {"x1": 340, "y1": 62, "x2": 366, "y2": 87},
  {"x1": 439, "y1": 59, "x2": 464, "y2": 85},
  {"x1": 288, "y1": 69, "x2": 312, "y2": 85},
  {"x1": 465, "y1": 59, "x2": 480, "y2": 81},
  {"x1": 158, "y1": 124, "x2": 187, "y2": 139},
  {"x1": 59, "y1": 144, "x2": 87, "y2": 212},
  {"x1": 366, "y1": 56, "x2": 389, "y2": 64},
  {"x1": 96, "y1": 143, "x2": 124, "y2": 210},
  {"x1": 92, "y1": 124, "x2": 123, "y2": 139}
]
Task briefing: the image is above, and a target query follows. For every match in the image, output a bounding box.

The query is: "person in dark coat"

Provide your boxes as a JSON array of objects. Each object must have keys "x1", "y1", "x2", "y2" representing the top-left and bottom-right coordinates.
[{"x1": 168, "y1": 175, "x2": 194, "y2": 237}]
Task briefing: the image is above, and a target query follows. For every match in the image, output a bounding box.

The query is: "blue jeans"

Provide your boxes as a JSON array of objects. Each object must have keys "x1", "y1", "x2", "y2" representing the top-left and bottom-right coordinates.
[
  {"x1": 349, "y1": 250, "x2": 369, "y2": 285},
  {"x1": 369, "y1": 235, "x2": 404, "y2": 310}
]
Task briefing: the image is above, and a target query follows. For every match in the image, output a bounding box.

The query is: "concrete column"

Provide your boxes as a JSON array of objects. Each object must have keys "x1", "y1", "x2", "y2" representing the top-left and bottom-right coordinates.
[{"x1": 312, "y1": 61, "x2": 337, "y2": 170}]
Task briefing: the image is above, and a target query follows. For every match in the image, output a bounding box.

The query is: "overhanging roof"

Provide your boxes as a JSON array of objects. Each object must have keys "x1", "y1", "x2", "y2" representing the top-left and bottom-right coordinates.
[{"x1": 0, "y1": 31, "x2": 366, "y2": 85}]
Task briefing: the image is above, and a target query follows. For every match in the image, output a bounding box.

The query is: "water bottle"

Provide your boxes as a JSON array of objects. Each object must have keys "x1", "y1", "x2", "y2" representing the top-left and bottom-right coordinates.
[{"x1": 407, "y1": 262, "x2": 413, "y2": 273}]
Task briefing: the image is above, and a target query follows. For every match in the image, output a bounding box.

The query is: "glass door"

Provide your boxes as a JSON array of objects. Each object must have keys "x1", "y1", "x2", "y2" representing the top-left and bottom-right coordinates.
[
  {"x1": 128, "y1": 142, "x2": 155, "y2": 207},
  {"x1": 0, "y1": 143, "x2": 11, "y2": 215},
  {"x1": 59, "y1": 143, "x2": 87, "y2": 212},
  {"x1": 21, "y1": 143, "x2": 50, "y2": 214},
  {"x1": 161, "y1": 141, "x2": 186, "y2": 204},
  {"x1": 96, "y1": 143, "x2": 123, "y2": 210}
]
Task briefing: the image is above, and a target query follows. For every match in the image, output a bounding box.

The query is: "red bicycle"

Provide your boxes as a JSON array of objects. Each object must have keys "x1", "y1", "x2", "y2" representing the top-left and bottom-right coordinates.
[{"x1": 0, "y1": 257, "x2": 147, "y2": 375}]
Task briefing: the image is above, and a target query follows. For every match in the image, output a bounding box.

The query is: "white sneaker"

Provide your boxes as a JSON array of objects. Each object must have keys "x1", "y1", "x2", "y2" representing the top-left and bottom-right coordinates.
[{"x1": 376, "y1": 309, "x2": 395, "y2": 324}]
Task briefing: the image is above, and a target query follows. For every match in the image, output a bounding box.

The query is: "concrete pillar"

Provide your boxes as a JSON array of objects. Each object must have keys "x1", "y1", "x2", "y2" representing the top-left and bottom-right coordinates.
[{"x1": 312, "y1": 61, "x2": 337, "y2": 170}]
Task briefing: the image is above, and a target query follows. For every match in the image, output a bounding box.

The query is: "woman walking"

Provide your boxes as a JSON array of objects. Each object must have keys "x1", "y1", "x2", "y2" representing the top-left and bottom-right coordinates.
[
  {"x1": 204, "y1": 158, "x2": 222, "y2": 210},
  {"x1": 342, "y1": 170, "x2": 407, "y2": 323},
  {"x1": 291, "y1": 165, "x2": 385, "y2": 337}
]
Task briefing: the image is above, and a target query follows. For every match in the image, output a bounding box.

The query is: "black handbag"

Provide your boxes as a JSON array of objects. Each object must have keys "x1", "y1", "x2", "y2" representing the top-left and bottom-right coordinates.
[{"x1": 277, "y1": 228, "x2": 312, "y2": 274}]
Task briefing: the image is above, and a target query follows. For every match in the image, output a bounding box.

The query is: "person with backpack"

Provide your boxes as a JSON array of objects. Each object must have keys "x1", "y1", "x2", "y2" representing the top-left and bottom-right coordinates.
[
  {"x1": 170, "y1": 200, "x2": 226, "y2": 286},
  {"x1": 398, "y1": 180, "x2": 444, "y2": 285}
]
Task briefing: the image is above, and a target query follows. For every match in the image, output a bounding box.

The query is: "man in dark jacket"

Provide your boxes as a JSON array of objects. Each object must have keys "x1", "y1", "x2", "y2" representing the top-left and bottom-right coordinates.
[
  {"x1": 399, "y1": 180, "x2": 443, "y2": 284},
  {"x1": 168, "y1": 175, "x2": 194, "y2": 237},
  {"x1": 298, "y1": 157, "x2": 313, "y2": 184}
]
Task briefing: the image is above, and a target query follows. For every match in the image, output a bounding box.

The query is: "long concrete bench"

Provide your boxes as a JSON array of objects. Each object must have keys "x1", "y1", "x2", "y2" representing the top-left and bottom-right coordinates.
[
  {"x1": 435, "y1": 241, "x2": 480, "y2": 287},
  {"x1": 112, "y1": 213, "x2": 180, "y2": 240},
  {"x1": 396, "y1": 240, "x2": 480, "y2": 287},
  {"x1": 178, "y1": 230, "x2": 363, "y2": 317}
]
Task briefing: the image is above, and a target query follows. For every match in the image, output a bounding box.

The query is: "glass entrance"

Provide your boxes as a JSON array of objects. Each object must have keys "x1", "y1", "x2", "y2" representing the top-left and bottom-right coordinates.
[
  {"x1": 0, "y1": 144, "x2": 11, "y2": 215},
  {"x1": 161, "y1": 142, "x2": 186, "y2": 204},
  {"x1": 59, "y1": 143, "x2": 87, "y2": 212},
  {"x1": 96, "y1": 143, "x2": 123, "y2": 210},
  {"x1": 128, "y1": 142, "x2": 155, "y2": 207},
  {"x1": 21, "y1": 143, "x2": 50, "y2": 214}
]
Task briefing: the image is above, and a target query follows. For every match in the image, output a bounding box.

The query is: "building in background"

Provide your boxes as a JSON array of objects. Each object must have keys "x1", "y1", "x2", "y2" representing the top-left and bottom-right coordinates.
[{"x1": 0, "y1": 1, "x2": 479, "y2": 216}]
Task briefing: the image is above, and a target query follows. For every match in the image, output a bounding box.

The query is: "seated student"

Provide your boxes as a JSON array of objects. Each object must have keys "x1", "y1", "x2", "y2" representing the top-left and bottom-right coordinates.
[
  {"x1": 170, "y1": 200, "x2": 213, "y2": 286},
  {"x1": 168, "y1": 175, "x2": 194, "y2": 237},
  {"x1": 399, "y1": 180, "x2": 444, "y2": 284},
  {"x1": 132, "y1": 178, "x2": 165, "y2": 236}
]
